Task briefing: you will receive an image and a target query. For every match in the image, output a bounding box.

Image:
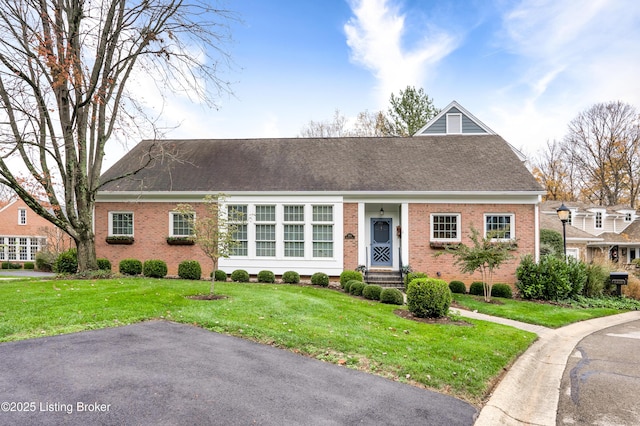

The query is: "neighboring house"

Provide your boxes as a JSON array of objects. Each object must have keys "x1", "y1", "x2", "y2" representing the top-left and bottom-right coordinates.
[
  {"x1": 95, "y1": 101, "x2": 544, "y2": 285},
  {"x1": 540, "y1": 201, "x2": 640, "y2": 265},
  {"x1": 0, "y1": 198, "x2": 59, "y2": 264}
]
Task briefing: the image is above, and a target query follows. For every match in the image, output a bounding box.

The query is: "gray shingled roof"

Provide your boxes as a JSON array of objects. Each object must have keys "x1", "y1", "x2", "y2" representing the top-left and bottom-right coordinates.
[{"x1": 98, "y1": 136, "x2": 544, "y2": 193}]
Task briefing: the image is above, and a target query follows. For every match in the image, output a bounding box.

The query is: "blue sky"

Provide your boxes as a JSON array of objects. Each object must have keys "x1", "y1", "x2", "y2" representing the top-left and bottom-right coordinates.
[{"x1": 118, "y1": 0, "x2": 640, "y2": 168}]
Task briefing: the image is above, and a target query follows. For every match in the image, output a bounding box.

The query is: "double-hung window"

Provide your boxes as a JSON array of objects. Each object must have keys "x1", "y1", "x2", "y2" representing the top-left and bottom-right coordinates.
[
  {"x1": 485, "y1": 214, "x2": 514, "y2": 240},
  {"x1": 228, "y1": 205, "x2": 248, "y2": 256},
  {"x1": 170, "y1": 212, "x2": 194, "y2": 237},
  {"x1": 255, "y1": 205, "x2": 276, "y2": 257},
  {"x1": 18, "y1": 208, "x2": 26, "y2": 225},
  {"x1": 594, "y1": 211, "x2": 603, "y2": 230},
  {"x1": 284, "y1": 205, "x2": 304, "y2": 257},
  {"x1": 312, "y1": 205, "x2": 333, "y2": 258},
  {"x1": 431, "y1": 214, "x2": 460, "y2": 242},
  {"x1": 109, "y1": 212, "x2": 134, "y2": 236}
]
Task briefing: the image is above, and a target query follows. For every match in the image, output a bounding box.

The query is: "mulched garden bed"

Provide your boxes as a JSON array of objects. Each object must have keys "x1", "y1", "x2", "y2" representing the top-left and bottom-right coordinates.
[{"x1": 393, "y1": 309, "x2": 474, "y2": 326}]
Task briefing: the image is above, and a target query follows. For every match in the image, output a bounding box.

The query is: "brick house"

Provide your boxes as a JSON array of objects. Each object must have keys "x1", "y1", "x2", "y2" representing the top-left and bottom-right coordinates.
[
  {"x1": 95, "y1": 101, "x2": 544, "y2": 284},
  {"x1": 0, "y1": 198, "x2": 71, "y2": 265}
]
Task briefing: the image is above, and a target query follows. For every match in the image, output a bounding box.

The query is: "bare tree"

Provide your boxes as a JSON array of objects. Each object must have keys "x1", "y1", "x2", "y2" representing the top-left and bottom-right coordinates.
[
  {"x1": 0, "y1": 0, "x2": 235, "y2": 271},
  {"x1": 564, "y1": 101, "x2": 640, "y2": 207},
  {"x1": 531, "y1": 139, "x2": 577, "y2": 201}
]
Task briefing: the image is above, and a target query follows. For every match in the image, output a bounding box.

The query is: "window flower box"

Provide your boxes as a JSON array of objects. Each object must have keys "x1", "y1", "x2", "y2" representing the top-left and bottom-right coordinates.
[
  {"x1": 166, "y1": 236, "x2": 195, "y2": 246},
  {"x1": 429, "y1": 241, "x2": 460, "y2": 250},
  {"x1": 106, "y1": 236, "x2": 134, "y2": 245}
]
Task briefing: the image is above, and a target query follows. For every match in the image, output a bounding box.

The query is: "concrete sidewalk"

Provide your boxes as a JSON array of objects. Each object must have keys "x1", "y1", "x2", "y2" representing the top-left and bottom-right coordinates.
[{"x1": 464, "y1": 309, "x2": 640, "y2": 425}]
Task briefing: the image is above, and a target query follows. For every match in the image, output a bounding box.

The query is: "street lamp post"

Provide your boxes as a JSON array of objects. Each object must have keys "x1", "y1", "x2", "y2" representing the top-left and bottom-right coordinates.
[{"x1": 556, "y1": 203, "x2": 570, "y2": 260}]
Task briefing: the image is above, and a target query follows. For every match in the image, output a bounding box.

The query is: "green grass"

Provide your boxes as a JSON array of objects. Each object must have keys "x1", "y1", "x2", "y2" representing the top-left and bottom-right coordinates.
[
  {"x1": 0, "y1": 277, "x2": 538, "y2": 404},
  {"x1": 452, "y1": 294, "x2": 624, "y2": 328}
]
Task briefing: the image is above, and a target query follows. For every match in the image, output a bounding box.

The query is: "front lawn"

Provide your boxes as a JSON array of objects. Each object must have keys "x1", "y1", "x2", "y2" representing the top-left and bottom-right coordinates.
[
  {"x1": 0, "y1": 277, "x2": 536, "y2": 404},
  {"x1": 452, "y1": 293, "x2": 628, "y2": 328}
]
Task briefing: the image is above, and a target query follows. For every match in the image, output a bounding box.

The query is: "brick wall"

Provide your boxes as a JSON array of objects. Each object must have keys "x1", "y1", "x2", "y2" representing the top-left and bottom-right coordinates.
[
  {"x1": 407, "y1": 203, "x2": 536, "y2": 285},
  {"x1": 343, "y1": 203, "x2": 359, "y2": 270},
  {"x1": 95, "y1": 201, "x2": 212, "y2": 276}
]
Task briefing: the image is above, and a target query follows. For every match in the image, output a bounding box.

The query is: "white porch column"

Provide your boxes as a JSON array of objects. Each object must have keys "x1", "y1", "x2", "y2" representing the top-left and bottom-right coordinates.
[
  {"x1": 401, "y1": 203, "x2": 409, "y2": 268},
  {"x1": 358, "y1": 202, "x2": 366, "y2": 266}
]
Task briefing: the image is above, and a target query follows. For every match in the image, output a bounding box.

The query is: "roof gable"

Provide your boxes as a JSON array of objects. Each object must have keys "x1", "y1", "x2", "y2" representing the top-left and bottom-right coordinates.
[
  {"x1": 98, "y1": 136, "x2": 544, "y2": 195},
  {"x1": 415, "y1": 101, "x2": 496, "y2": 136}
]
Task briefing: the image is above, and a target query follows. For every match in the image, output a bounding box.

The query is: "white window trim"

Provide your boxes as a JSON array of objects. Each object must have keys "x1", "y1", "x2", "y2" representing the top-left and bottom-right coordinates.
[
  {"x1": 594, "y1": 210, "x2": 604, "y2": 230},
  {"x1": 484, "y1": 213, "x2": 515, "y2": 241},
  {"x1": 446, "y1": 113, "x2": 462, "y2": 134},
  {"x1": 168, "y1": 211, "x2": 195, "y2": 237},
  {"x1": 311, "y1": 204, "x2": 334, "y2": 259},
  {"x1": 18, "y1": 208, "x2": 26, "y2": 225},
  {"x1": 430, "y1": 213, "x2": 461, "y2": 242},
  {"x1": 108, "y1": 211, "x2": 134, "y2": 236},
  {"x1": 283, "y1": 205, "x2": 305, "y2": 258}
]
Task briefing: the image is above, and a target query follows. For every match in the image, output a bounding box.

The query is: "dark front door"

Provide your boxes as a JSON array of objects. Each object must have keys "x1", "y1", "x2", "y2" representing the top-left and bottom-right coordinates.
[{"x1": 371, "y1": 218, "x2": 392, "y2": 267}]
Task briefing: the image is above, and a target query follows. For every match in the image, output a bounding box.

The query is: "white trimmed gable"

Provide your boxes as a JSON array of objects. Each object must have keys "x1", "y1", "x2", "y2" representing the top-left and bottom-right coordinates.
[{"x1": 414, "y1": 101, "x2": 496, "y2": 136}]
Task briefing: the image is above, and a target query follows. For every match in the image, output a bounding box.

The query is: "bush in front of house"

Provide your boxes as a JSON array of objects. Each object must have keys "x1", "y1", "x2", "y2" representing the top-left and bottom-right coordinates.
[
  {"x1": 282, "y1": 270, "x2": 300, "y2": 284},
  {"x1": 178, "y1": 260, "x2": 202, "y2": 280},
  {"x1": 311, "y1": 272, "x2": 329, "y2": 287},
  {"x1": 349, "y1": 281, "x2": 366, "y2": 296},
  {"x1": 258, "y1": 270, "x2": 275, "y2": 283},
  {"x1": 362, "y1": 284, "x2": 382, "y2": 300},
  {"x1": 231, "y1": 269, "x2": 250, "y2": 282},
  {"x1": 344, "y1": 279, "x2": 359, "y2": 293},
  {"x1": 469, "y1": 281, "x2": 485, "y2": 296},
  {"x1": 449, "y1": 280, "x2": 466, "y2": 294},
  {"x1": 491, "y1": 283, "x2": 513, "y2": 299},
  {"x1": 119, "y1": 258, "x2": 142, "y2": 276},
  {"x1": 2, "y1": 262, "x2": 22, "y2": 269},
  {"x1": 404, "y1": 271, "x2": 427, "y2": 290},
  {"x1": 97, "y1": 258, "x2": 111, "y2": 271},
  {"x1": 54, "y1": 248, "x2": 78, "y2": 274},
  {"x1": 340, "y1": 270, "x2": 363, "y2": 289},
  {"x1": 214, "y1": 270, "x2": 228, "y2": 282},
  {"x1": 379, "y1": 288, "x2": 404, "y2": 305},
  {"x1": 35, "y1": 251, "x2": 56, "y2": 272},
  {"x1": 407, "y1": 278, "x2": 451, "y2": 318},
  {"x1": 23, "y1": 262, "x2": 35, "y2": 270},
  {"x1": 143, "y1": 260, "x2": 167, "y2": 278}
]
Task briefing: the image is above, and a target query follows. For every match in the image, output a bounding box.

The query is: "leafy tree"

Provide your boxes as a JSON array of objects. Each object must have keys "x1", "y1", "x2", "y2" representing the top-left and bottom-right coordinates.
[
  {"x1": 174, "y1": 195, "x2": 245, "y2": 295},
  {"x1": 384, "y1": 86, "x2": 439, "y2": 136},
  {"x1": 0, "y1": 0, "x2": 234, "y2": 271},
  {"x1": 531, "y1": 139, "x2": 577, "y2": 201},
  {"x1": 437, "y1": 226, "x2": 515, "y2": 302}
]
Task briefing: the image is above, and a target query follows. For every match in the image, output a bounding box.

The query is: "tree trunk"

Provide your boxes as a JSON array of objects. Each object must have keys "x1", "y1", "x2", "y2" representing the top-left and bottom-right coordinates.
[
  {"x1": 75, "y1": 233, "x2": 97, "y2": 272},
  {"x1": 210, "y1": 258, "x2": 219, "y2": 294}
]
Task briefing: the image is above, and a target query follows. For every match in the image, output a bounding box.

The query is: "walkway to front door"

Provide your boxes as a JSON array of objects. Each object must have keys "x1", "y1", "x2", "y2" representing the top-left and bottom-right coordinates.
[{"x1": 371, "y1": 218, "x2": 392, "y2": 267}]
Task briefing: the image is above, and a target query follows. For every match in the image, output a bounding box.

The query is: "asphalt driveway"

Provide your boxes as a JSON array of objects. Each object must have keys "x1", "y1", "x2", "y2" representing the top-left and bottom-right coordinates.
[{"x1": 0, "y1": 321, "x2": 476, "y2": 425}]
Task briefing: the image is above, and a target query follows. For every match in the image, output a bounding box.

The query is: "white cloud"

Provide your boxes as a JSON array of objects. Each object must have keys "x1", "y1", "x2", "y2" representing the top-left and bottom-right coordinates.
[{"x1": 344, "y1": 0, "x2": 458, "y2": 105}]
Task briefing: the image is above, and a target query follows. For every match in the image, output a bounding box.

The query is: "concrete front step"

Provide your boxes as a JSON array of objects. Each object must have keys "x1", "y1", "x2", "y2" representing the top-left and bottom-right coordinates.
[{"x1": 366, "y1": 271, "x2": 404, "y2": 288}]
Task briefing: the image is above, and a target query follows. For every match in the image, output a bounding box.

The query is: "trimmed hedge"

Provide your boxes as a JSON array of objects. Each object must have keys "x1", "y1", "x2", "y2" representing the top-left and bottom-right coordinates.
[
  {"x1": 491, "y1": 283, "x2": 513, "y2": 299},
  {"x1": 119, "y1": 258, "x2": 142, "y2": 276},
  {"x1": 349, "y1": 281, "x2": 366, "y2": 296},
  {"x1": 97, "y1": 258, "x2": 111, "y2": 271},
  {"x1": 449, "y1": 280, "x2": 466, "y2": 294},
  {"x1": 143, "y1": 260, "x2": 168, "y2": 278},
  {"x1": 404, "y1": 271, "x2": 427, "y2": 290},
  {"x1": 282, "y1": 271, "x2": 300, "y2": 284},
  {"x1": 344, "y1": 279, "x2": 361, "y2": 293},
  {"x1": 231, "y1": 269, "x2": 250, "y2": 282},
  {"x1": 469, "y1": 281, "x2": 485, "y2": 296},
  {"x1": 380, "y1": 288, "x2": 404, "y2": 305},
  {"x1": 311, "y1": 272, "x2": 329, "y2": 287},
  {"x1": 407, "y1": 278, "x2": 452, "y2": 318},
  {"x1": 178, "y1": 260, "x2": 202, "y2": 280},
  {"x1": 214, "y1": 270, "x2": 228, "y2": 282},
  {"x1": 362, "y1": 284, "x2": 382, "y2": 300},
  {"x1": 340, "y1": 270, "x2": 363, "y2": 289},
  {"x1": 23, "y1": 262, "x2": 35, "y2": 270},
  {"x1": 258, "y1": 270, "x2": 276, "y2": 283}
]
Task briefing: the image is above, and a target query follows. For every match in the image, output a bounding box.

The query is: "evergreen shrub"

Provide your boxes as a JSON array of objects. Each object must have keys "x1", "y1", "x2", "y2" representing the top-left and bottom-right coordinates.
[
  {"x1": 258, "y1": 270, "x2": 276, "y2": 283},
  {"x1": 178, "y1": 260, "x2": 202, "y2": 280},
  {"x1": 231, "y1": 269, "x2": 250, "y2": 282},
  {"x1": 282, "y1": 271, "x2": 300, "y2": 284},
  {"x1": 407, "y1": 278, "x2": 451, "y2": 318},
  {"x1": 143, "y1": 260, "x2": 167, "y2": 278},
  {"x1": 119, "y1": 259, "x2": 142, "y2": 276},
  {"x1": 311, "y1": 272, "x2": 329, "y2": 287}
]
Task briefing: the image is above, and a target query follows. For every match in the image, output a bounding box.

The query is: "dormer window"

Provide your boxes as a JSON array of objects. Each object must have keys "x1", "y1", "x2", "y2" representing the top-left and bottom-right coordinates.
[
  {"x1": 625, "y1": 213, "x2": 633, "y2": 222},
  {"x1": 594, "y1": 211, "x2": 603, "y2": 230},
  {"x1": 446, "y1": 113, "x2": 462, "y2": 134},
  {"x1": 18, "y1": 208, "x2": 26, "y2": 225}
]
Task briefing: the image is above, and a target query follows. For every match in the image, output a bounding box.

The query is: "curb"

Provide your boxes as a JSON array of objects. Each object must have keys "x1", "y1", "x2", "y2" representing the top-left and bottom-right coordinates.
[{"x1": 474, "y1": 310, "x2": 640, "y2": 425}]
